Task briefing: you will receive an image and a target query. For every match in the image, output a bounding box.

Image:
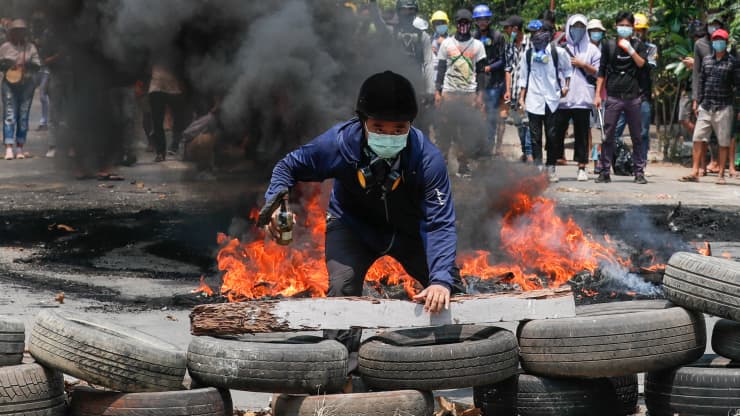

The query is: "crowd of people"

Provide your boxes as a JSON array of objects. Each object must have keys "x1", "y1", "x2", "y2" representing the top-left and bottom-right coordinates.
[
  {"x1": 0, "y1": 2, "x2": 737, "y2": 186},
  {"x1": 384, "y1": 1, "x2": 739, "y2": 184}
]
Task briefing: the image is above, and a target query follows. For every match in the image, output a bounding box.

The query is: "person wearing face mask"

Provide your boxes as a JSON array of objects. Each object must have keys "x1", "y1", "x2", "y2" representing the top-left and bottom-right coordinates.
[
  {"x1": 554, "y1": 14, "x2": 601, "y2": 182},
  {"x1": 430, "y1": 10, "x2": 450, "y2": 63},
  {"x1": 518, "y1": 20, "x2": 573, "y2": 182},
  {"x1": 593, "y1": 11, "x2": 648, "y2": 184},
  {"x1": 692, "y1": 15, "x2": 724, "y2": 174},
  {"x1": 613, "y1": 13, "x2": 658, "y2": 171},
  {"x1": 435, "y1": 9, "x2": 488, "y2": 177},
  {"x1": 587, "y1": 19, "x2": 606, "y2": 47},
  {"x1": 680, "y1": 29, "x2": 740, "y2": 185},
  {"x1": 262, "y1": 71, "x2": 462, "y2": 316},
  {"x1": 586, "y1": 19, "x2": 606, "y2": 172},
  {"x1": 471, "y1": 4, "x2": 507, "y2": 157},
  {"x1": 501, "y1": 15, "x2": 532, "y2": 162},
  {"x1": 392, "y1": 1, "x2": 435, "y2": 98}
]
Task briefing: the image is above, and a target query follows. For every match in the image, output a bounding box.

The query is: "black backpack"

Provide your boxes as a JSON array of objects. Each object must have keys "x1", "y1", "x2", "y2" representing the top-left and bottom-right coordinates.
[{"x1": 525, "y1": 41, "x2": 562, "y2": 91}]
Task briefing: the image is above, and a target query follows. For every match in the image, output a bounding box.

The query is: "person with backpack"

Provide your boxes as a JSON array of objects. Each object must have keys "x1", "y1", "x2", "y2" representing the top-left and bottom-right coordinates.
[
  {"x1": 435, "y1": 9, "x2": 487, "y2": 177},
  {"x1": 472, "y1": 4, "x2": 507, "y2": 157},
  {"x1": 613, "y1": 13, "x2": 658, "y2": 170},
  {"x1": 392, "y1": 0, "x2": 435, "y2": 97},
  {"x1": 517, "y1": 19, "x2": 572, "y2": 182},
  {"x1": 554, "y1": 14, "x2": 601, "y2": 182},
  {"x1": 593, "y1": 11, "x2": 648, "y2": 184}
]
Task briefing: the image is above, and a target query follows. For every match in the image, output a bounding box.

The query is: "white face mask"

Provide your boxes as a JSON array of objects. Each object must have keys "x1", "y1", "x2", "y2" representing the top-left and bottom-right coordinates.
[{"x1": 366, "y1": 124, "x2": 408, "y2": 159}]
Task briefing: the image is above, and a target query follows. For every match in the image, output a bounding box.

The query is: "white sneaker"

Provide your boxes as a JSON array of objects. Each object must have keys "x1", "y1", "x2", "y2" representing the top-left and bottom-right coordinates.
[
  {"x1": 577, "y1": 168, "x2": 588, "y2": 181},
  {"x1": 548, "y1": 166, "x2": 559, "y2": 183},
  {"x1": 4, "y1": 148, "x2": 13, "y2": 160},
  {"x1": 45, "y1": 148, "x2": 56, "y2": 158}
]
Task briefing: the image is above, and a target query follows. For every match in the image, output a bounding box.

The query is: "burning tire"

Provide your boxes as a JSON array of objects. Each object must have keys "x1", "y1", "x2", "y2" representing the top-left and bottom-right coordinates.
[
  {"x1": 271, "y1": 390, "x2": 434, "y2": 416},
  {"x1": 473, "y1": 373, "x2": 638, "y2": 416},
  {"x1": 712, "y1": 319, "x2": 740, "y2": 360},
  {"x1": 664, "y1": 251, "x2": 740, "y2": 321},
  {"x1": 0, "y1": 318, "x2": 24, "y2": 366},
  {"x1": 358, "y1": 325, "x2": 519, "y2": 391},
  {"x1": 187, "y1": 335, "x2": 348, "y2": 394},
  {"x1": 69, "y1": 387, "x2": 233, "y2": 416},
  {"x1": 29, "y1": 310, "x2": 187, "y2": 392},
  {"x1": 518, "y1": 306, "x2": 706, "y2": 377},
  {"x1": 645, "y1": 354, "x2": 740, "y2": 415},
  {"x1": 0, "y1": 362, "x2": 66, "y2": 415}
]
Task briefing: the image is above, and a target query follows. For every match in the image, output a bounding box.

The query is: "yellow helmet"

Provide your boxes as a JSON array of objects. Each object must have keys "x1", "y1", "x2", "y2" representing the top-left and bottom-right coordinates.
[
  {"x1": 634, "y1": 13, "x2": 649, "y2": 30},
  {"x1": 430, "y1": 10, "x2": 449, "y2": 24}
]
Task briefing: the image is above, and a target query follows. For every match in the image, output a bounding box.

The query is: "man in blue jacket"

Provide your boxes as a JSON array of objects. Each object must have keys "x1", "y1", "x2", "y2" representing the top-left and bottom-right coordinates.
[{"x1": 262, "y1": 71, "x2": 462, "y2": 314}]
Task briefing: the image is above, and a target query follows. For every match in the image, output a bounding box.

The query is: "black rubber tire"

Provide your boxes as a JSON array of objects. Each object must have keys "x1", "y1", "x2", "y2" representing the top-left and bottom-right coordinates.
[
  {"x1": 69, "y1": 387, "x2": 233, "y2": 416},
  {"x1": 0, "y1": 362, "x2": 66, "y2": 416},
  {"x1": 645, "y1": 354, "x2": 740, "y2": 415},
  {"x1": 187, "y1": 336, "x2": 348, "y2": 394},
  {"x1": 0, "y1": 318, "x2": 24, "y2": 366},
  {"x1": 713, "y1": 319, "x2": 740, "y2": 360},
  {"x1": 271, "y1": 390, "x2": 434, "y2": 416},
  {"x1": 575, "y1": 299, "x2": 674, "y2": 317},
  {"x1": 358, "y1": 325, "x2": 519, "y2": 391},
  {"x1": 473, "y1": 373, "x2": 638, "y2": 416},
  {"x1": 29, "y1": 310, "x2": 186, "y2": 392},
  {"x1": 664, "y1": 251, "x2": 740, "y2": 321},
  {"x1": 610, "y1": 374, "x2": 639, "y2": 416},
  {"x1": 518, "y1": 306, "x2": 706, "y2": 377}
]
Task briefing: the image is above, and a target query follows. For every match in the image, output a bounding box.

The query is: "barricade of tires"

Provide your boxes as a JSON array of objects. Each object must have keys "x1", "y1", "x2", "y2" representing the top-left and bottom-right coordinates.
[
  {"x1": 471, "y1": 252, "x2": 739, "y2": 416},
  {"x1": 186, "y1": 325, "x2": 518, "y2": 415},
  {"x1": 0, "y1": 311, "x2": 233, "y2": 416}
]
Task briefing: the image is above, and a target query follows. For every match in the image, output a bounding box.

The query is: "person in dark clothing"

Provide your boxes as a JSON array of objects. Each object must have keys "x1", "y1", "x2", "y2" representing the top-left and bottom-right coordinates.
[
  {"x1": 593, "y1": 11, "x2": 648, "y2": 184},
  {"x1": 262, "y1": 71, "x2": 462, "y2": 313},
  {"x1": 680, "y1": 28, "x2": 740, "y2": 184},
  {"x1": 472, "y1": 4, "x2": 506, "y2": 156}
]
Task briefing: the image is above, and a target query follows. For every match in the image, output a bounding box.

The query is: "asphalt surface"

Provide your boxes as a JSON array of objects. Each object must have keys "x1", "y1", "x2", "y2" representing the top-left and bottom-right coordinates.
[{"x1": 0, "y1": 96, "x2": 737, "y2": 411}]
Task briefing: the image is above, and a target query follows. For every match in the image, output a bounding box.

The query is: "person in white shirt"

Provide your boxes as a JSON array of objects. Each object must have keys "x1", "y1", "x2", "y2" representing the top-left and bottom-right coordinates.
[
  {"x1": 518, "y1": 19, "x2": 572, "y2": 181},
  {"x1": 434, "y1": 9, "x2": 487, "y2": 177},
  {"x1": 0, "y1": 20, "x2": 40, "y2": 160}
]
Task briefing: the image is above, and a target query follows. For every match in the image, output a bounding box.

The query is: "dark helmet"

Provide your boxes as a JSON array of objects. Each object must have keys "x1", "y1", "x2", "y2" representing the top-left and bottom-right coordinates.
[
  {"x1": 396, "y1": 0, "x2": 418, "y2": 11},
  {"x1": 356, "y1": 71, "x2": 418, "y2": 122},
  {"x1": 455, "y1": 9, "x2": 473, "y2": 22}
]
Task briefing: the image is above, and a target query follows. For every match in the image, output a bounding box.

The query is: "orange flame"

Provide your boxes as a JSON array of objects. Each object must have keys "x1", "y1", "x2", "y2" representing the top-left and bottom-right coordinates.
[
  {"x1": 208, "y1": 185, "x2": 691, "y2": 301},
  {"x1": 191, "y1": 275, "x2": 214, "y2": 296},
  {"x1": 697, "y1": 241, "x2": 711, "y2": 256}
]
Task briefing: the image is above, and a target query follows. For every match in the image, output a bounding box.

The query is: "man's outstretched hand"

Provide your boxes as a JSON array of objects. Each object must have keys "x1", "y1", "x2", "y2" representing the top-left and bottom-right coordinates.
[{"x1": 413, "y1": 284, "x2": 451, "y2": 314}]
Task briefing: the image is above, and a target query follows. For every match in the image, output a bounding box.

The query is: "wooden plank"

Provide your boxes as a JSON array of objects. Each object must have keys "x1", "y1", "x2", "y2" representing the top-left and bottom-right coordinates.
[{"x1": 190, "y1": 287, "x2": 575, "y2": 335}]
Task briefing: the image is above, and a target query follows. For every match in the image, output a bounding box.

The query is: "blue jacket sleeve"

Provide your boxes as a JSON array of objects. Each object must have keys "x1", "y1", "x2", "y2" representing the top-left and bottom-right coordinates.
[
  {"x1": 264, "y1": 129, "x2": 339, "y2": 203},
  {"x1": 419, "y1": 148, "x2": 457, "y2": 290}
]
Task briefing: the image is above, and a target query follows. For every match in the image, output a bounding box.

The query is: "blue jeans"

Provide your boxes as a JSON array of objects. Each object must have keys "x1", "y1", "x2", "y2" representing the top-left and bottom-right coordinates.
[
  {"x1": 508, "y1": 108, "x2": 531, "y2": 156},
  {"x1": 2, "y1": 80, "x2": 36, "y2": 145},
  {"x1": 614, "y1": 100, "x2": 651, "y2": 161},
  {"x1": 483, "y1": 86, "x2": 504, "y2": 147}
]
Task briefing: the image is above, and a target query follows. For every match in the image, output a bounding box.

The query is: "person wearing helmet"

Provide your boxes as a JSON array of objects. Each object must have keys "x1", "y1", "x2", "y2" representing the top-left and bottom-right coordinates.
[
  {"x1": 553, "y1": 14, "x2": 601, "y2": 183},
  {"x1": 613, "y1": 13, "x2": 658, "y2": 170},
  {"x1": 500, "y1": 15, "x2": 531, "y2": 162},
  {"x1": 392, "y1": 0, "x2": 435, "y2": 97},
  {"x1": 430, "y1": 10, "x2": 449, "y2": 59},
  {"x1": 517, "y1": 19, "x2": 572, "y2": 181},
  {"x1": 0, "y1": 19, "x2": 40, "y2": 160},
  {"x1": 593, "y1": 11, "x2": 648, "y2": 184},
  {"x1": 434, "y1": 9, "x2": 488, "y2": 177},
  {"x1": 472, "y1": 4, "x2": 507, "y2": 157},
  {"x1": 262, "y1": 71, "x2": 462, "y2": 314}
]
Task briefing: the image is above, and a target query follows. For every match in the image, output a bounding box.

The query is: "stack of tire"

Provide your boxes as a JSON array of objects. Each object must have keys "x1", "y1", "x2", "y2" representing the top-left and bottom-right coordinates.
[
  {"x1": 644, "y1": 252, "x2": 740, "y2": 415},
  {"x1": 26, "y1": 310, "x2": 233, "y2": 416},
  {"x1": 472, "y1": 251, "x2": 740, "y2": 416},
  {"x1": 0, "y1": 317, "x2": 66, "y2": 416},
  {"x1": 186, "y1": 325, "x2": 520, "y2": 416}
]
